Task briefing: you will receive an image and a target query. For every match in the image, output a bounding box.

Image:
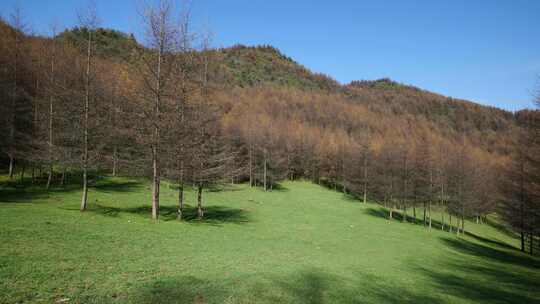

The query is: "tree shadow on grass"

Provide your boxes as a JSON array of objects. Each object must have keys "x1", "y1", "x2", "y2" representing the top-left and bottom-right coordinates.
[
  {"x1": 130, "y1": 269, "x2": 445, "y2": 304},
  {"x1": 82, "y1": 203, "x2": 250, "y2": 225},
  {"x1": 130, "y1": 275, "x2": 226, "y2": 304},
  {"x1": 364, "y1": 206, "x2": 519, "y2": 252},
  {"x1": 92, "y1": 179, "x2": 143, "y2": 193},
  {"x1": 416, "y1": 237, "x2": 540, "y2": 303},
  {"x1": 440, "y1": 237, "x2": 540, "y2": 270},
  {"x1": 483, "y1": 216, "x2": 519, "y2": 239},
  {"x1": 0, "y1": 183, "x2": 81, "y2": 204},
  {"x1": 341, "y1": 192, "x2": 363, "y2": 203},
  {"x1": 0, "y1": 177, "x2": 143, "y2": 204}
]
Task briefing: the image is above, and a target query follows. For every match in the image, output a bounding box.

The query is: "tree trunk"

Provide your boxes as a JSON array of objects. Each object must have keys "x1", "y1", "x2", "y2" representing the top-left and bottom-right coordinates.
[
  {"x1": 440, "y1": 184, "x2": 445, "y2": 231},
  {"x1": 151, "y1": 145, "x2": 159, "y2": 220},
  {"x1": 20, "y1": 162, "x2": 25, "y2": 184},
  {"x1": 249, "y1": 143, "x2": 253, "y2": 187},
  {"x1": 263, "y1": 151, "x2": 268, "y2": 192},
  {"x1": 8, "y1": 156, "x2": 14, "y2": 179},
  {"x1": 363, "y1": 151, "x2": 368, "y2": 203},
  {"x1": 112, "y1": 145, "x2": 118, "y2": 177},
  {"x1": 521, "y1": 231, "x2": 525, "y2": 252},
  {"x1": 177, "y1": 175, "x2": 184, "y2": 221},
  {"x1": 423, "y1": 202, "x2": 426, "y2": 227},
  {"x1": 428, "y1": 201, "x2": 432, "y2": 229},
  {"x1": 449, "y1": 213, "x2": 453, "y2": 233},
  {"x1": 363, "y1": 186, "x2": 367, "y2": 204},
  {"x1": 402, "y1": 205, "x2": 407, "y2": 223},
  {"x1": 47, "y1": 48, "x2": 55, "y2": 190},
  {"x1": 80, "y1": 29, "x2": 92, "y2": 212},
  {"x1": 197, "y1": 184, "x2": 203, "y2": 219},
  {"x1": 441, "y1": 210, "x2": 445, "y2": 231},
  {"x1": 461, "y1": 206, "x2": 465, "y2": 234},
  {"x1": 46, "y1": 165, "x2": 53, "y2": 190},
  {"x1": 61, "y1": 167, "x2": 66, "y2": 186}
]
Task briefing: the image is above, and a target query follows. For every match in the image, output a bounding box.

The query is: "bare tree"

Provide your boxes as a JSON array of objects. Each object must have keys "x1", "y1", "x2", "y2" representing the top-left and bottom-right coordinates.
[
  {"x1": 6, "y1": 5, "x2": 28, "y2": 179},
  {"x1": 78, "y1": 2, "x2": 99, "y2": 211},
  {"x1": 45, "y1": 24, "x2": 59, "y2": 190},
  {"x1": 138, "y1": 0, "x2": 177, "y2": 220}
]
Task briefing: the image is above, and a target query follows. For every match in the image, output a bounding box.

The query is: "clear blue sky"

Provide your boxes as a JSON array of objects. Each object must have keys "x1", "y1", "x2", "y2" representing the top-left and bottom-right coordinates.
[{"x1": 1, "y1": 0, "x2": 539, "y2": 111}]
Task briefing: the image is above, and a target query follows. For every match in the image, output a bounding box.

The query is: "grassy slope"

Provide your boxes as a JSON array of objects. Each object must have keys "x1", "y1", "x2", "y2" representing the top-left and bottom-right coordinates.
[{"x1": 0, "y1": 177, "x2": 539, "y2": 304}]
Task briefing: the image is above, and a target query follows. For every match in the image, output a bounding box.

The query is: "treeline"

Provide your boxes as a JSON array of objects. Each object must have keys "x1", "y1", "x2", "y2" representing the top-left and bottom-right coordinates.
[{"x1": 0, "y1": 2, "x2": 538, "y2": 254}]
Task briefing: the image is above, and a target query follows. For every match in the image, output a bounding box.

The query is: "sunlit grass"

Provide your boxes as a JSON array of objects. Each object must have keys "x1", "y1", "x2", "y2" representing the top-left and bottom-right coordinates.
[{"x1": 0, "y1": 177, "x2": 538, "y2": 303}]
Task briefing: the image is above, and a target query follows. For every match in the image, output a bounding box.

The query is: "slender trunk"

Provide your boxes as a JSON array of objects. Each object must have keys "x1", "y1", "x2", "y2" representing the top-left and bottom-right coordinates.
[
  {"x1": 80, "y1": 29, "x2": 92, "y2": 212},
  {"x1": 249, "y1": 142, "x2": 253, "y2": 187},
  {"x1": 413, "y1": 206, "x2": 417, "y2": 221},
  {"x1": 428, "y1": 201, "x2": 432, "y2": 229},
  {"x1": 449, "y1": 213, "x2": 453, "y2": 233},
  {"x1": 151, "y1": 32, "x2": 163, "y2": 221},
  {"x1": 20, "y1": 162, "x2": 25, "y2": 184},
  {"x1": 177, "y1": 171, "x2": 184, "y2": 221},
  {"x1": 197, "y1": 184, "x2": 203, "y2": 219},
  {"x1": 461, "y1": 207, "x2": 465, "y2": 234},
  {"x1": 363, "y1": 151, "x2": 368, "y2": 203},
  {"x1": 440, "y1": 185, "x2": 445, "y2": 231},
  {"x1": 441, "y1": 210, "x2": 445, "y2": 231},
  {"x1": 402, "y1": 205, "x2": 407, "y2": 223},
  {"x1": 112, "y1": 146, "x2": 118, "y2": 177},
  {"x1": 8, "y1": 157, "x2": 14, "y2": 179},
  {"x1": 61, "y1": 167, "x2": 66, "y2": 186},
  {"x1": 263, "y1": 151, "x2": 268, "y2": 192},
  {"x1": 521, "y1": 231, "x2": 525, "y2": 252},
  {"x1": 46, "y1": 165, "x2": 53, "y2": 189},
  {"x1": 8, "y1": 35, "x2": 18, "y2": 181},
  {"x1": 47, "y1": 41, "x2": 55, "y2": 190},
  {"x1": 423, "y1": 202, "x2": 426, "y2": 227},
  {"x1": 151, "y1": 146, "x2": 159, "y2": 220},
  {"x1": 31, "y1": 166, "x2": 35, "y2": 184}
]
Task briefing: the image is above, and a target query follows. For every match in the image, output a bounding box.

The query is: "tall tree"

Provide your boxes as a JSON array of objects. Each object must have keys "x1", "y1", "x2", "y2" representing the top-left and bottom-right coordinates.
[
  {"x1": 138, "y1": 0, "x2": 177, "y2": 220},
  {"x1": 78, "y1": 3, "x2": 99, "y2": 211}
]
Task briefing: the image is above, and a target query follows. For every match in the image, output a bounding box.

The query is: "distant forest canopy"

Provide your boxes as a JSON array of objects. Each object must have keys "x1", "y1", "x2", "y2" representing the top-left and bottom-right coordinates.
[{"x1": 0, "y1": 7, "x2": 538, "y2": 255}]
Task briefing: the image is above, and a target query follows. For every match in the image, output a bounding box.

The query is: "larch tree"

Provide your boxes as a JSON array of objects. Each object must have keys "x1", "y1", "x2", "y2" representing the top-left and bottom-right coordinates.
[
  {"x1": 78, "y1": 3, "x2": 99, "y2": 211},
  {"x1": 137, "y1": 0, "x2": 178, "y2": 220}
]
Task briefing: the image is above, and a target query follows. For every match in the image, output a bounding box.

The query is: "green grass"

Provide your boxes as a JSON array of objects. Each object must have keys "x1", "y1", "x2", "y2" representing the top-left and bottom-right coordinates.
[{"x1": 1, "y1": 176, "x2": 539, "y2": 303}]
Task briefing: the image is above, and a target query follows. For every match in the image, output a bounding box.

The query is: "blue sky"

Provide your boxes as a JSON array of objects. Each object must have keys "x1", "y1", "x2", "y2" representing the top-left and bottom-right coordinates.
[{"x1": 1, "y1": 0, "x2": 539, "y2": 111}]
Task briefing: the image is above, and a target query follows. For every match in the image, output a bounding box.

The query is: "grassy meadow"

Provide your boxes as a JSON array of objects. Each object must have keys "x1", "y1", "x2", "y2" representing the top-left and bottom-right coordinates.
[{"x1": 0, "y1": 176, "x2": 539, "y2": 303}]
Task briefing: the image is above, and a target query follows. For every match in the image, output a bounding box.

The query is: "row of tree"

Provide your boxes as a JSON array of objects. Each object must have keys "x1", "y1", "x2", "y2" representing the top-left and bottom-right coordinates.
[{"x1": 0, "y1": 1, "x2": 538, "y2": 254}]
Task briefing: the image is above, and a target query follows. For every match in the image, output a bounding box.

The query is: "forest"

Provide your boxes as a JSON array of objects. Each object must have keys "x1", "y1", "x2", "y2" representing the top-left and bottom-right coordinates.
[
  {"x1": 0, "y1": 2, "x2": 539, "y2": 255},
  {"x1": 1, "y1": 2, "x2": 540, "y2": 303}
]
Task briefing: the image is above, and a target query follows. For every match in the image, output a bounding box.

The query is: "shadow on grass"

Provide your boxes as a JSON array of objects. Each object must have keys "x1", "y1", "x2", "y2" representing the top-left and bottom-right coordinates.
[
  {"x1": 132, "y1": 275, "x2": 226, "y2": 304},
  {"x1": 93, "y1": 180, "x2": 143, "y2": 193},
  {"x1": 0, "y1": 177, "x2": 143, "y2": 204},
  {"x1": 271, "y1": 183, "x2": 289, "y2": 192},
  {"x1": 342, "y1": 192, "x2": 363, "y2": 203},
  {"x1": 0, "y1": 183, "x2": 81, "y2": 204},
  {"x1": 131, "y1": 269, "x2": 445, "y2": 304},
  {"x1": 82, "y1": 203, "x2": 250, "y2": 225},
  {"x1": 484, "y1": 216, "x2": 519, "y2": 239},
  {"x1": 415, "y1": 237, "x2": 540, "y2": 303},
  {"x1": 364, "y1": 206, "x2": 519, "y2": 251},
  {"x1": 440, "y1": 237, "x2": 540, "y2": 270}
]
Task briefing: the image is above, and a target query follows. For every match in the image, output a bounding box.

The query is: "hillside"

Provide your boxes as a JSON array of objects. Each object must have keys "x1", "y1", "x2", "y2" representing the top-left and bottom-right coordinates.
[
  {"x1": 1, "y1": 177, "x2": 539, "y2": 303},
  {"x1": 57, "y1": 26, "x2": 517, "y2": 154}
]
